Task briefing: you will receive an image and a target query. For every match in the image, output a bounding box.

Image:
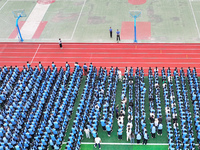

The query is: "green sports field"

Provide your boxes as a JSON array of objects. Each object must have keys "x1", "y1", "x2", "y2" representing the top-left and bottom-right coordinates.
[
  {"x1": 0, "y1": 0, "x2": 200, "y2": 42},
  {"x1": 45, "y1": 76, "x2": 199, "y2": 150}
]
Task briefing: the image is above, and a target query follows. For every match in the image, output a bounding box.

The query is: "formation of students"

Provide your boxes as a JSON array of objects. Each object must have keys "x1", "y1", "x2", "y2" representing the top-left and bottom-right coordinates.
[
  {"x1": 1, "y1": 64, "x2": 200, "y2": 150},
  {"x1": 148, "y1": 67, "x2": 163, "y2": 139},
  {"x1": 101, "y1": 67, "x2": 118, "y2": 137},
  {"x1": 66, "y1": 63, "x2": 96, "y2": 150},
  {"x1": 187, "y1": 68, "x2": 200, "y2": 148}
]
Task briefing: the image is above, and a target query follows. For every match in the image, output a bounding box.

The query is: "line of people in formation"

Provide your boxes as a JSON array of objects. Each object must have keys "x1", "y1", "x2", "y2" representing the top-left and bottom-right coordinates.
[
  {"x1": 66, "y1": 63, "x2": 96, "y2": 150},
  {"x1": 148, "y1": 67, "x2": 163, "y2": 139},
  {"x1": 187, "y1": 68, "x2": 200, "y2": 148},
  {"x1": 83, "y1": 67, "x2": 164, "y2": 145},
  {"x1": 0, "y1": 62, "x2": 85, "y2": 150},
  {"x1": 173, "y1": 68, "x2": 196, "y2": 149}
]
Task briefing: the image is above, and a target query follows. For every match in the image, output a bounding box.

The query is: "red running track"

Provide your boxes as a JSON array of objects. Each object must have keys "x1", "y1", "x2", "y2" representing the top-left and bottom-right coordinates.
[{"x1": 0, "y1": 42, "x2": 200, "y2": 75}]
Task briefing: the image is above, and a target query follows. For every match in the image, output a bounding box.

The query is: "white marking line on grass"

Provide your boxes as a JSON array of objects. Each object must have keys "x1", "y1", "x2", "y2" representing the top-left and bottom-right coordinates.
[
  {"x1": 62, "y1": 142, "x2": 168, "y2": 145},
  {"x1": 67, "y1": 0, "x2": 87, "y2": 41},
  {"x1": 188, "y1": 0, "x2": 200, "y2": 38},
  {"x1": 62, "y1": 142, "x2": 199, "y2": 146},
  {"x1": 19, "y1": 3, "x2": 50, "y2": 39},
  {"x1": 0, "y1": 0, "x2": 8, "y2": 11},
  {"x1": 30, "y1": 44, "x2": 40, "y2": 64}
]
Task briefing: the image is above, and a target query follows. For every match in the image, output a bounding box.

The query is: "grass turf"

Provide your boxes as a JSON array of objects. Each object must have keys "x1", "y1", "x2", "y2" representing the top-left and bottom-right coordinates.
[{"x1": 58, "y1": 76, "x2": 199, "y2": 150}]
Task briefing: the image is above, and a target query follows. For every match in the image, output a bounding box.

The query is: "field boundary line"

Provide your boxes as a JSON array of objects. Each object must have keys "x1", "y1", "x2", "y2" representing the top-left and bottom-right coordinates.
[
  {"x1": 67, "y1": 0, "x2": 87, "y2": 41},
  {"x1": 62, "y1": 142, "x2": 199, "y2": 146},
  {"x1": 30, "y1": 44, "x2": 40, "y2": 64},
  {"x1": 188, "y1": 0, "x2": 200, "y2": 38},
  {"x1": 0, "y1": 0, "x2": 8, "y2": 11}
]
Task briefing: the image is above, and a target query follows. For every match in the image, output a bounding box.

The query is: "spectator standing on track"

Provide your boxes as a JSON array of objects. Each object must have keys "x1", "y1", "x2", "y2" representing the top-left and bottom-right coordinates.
[
  {"x1": 83, "y1": 63, "x2": 87, "y2": 75},
  {"x1": 109, "y1": 27, "x2": 112, "y2": 38},
  {"x1": 116, "y1": 29, "x2": 120, "y2": 42},
  {"x1": 94, "y1": 135, "x2": 101, "y2": 149},
  {"x1": 59, "y1": 38, "x2": 62, "y2": 49}
]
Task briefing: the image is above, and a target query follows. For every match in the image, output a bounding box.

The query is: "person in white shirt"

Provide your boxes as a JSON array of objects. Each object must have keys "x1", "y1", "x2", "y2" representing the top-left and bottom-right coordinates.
[
  {"x1": 154, "y1": 118, "x2": 159, "y2": 129},
  {"x1": 84, "y1": 127, "x2": 90, "y2": 139},
  {"x1": 59, "y1": 38, "x2": 62, "y2": 49},
  {"x1": 118, "y1": 70, "x2": 122, "y2": 82},
  {"x1": 94, "y1": 135, "x2": 101, "y2": 149},
  {"x1": 126, "y1": 127, "x2": 132, "y2": 141}
]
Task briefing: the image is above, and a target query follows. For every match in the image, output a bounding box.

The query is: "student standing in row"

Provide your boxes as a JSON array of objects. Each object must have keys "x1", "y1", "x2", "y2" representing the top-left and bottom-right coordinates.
[
  {"x1": 83, "y1": 63, "x2": 87, "y2": 75},
  {"x1": 94, "y1": 135, "x2": 101, "y2": 149}
]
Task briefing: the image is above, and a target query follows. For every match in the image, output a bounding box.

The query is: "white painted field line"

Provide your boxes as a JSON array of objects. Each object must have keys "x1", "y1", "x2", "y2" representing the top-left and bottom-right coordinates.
[
  {"x1": 30, "y1": 44, "x2": 40, "y2": 64},
  {"x1": 67, "y1": 0, "x2": 87, "y2": 41},
  {"x1": 61, "y1": 142, "x2": 168, "y2": 145},
  {"x1": 0, "y1": 0, "x2": 8, "y2": 11},
  {"x1": 188, "y1": 0, "x2": 200, "y2": 38},
  {"x1": 4, "y1": 56, "x2": 200, "y2": 60},
  {"x1": 62, "y1": 142, "x2": 199, "y2": 146}
]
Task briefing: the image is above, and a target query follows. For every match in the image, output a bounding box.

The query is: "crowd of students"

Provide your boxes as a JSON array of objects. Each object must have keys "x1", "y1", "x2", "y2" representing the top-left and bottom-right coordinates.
[
  {"x1": 187, "y1": 68, "x2": 200, "y2": 148},
  {"x1": 66, "y1": 63, "x2": 96, "y2": 150},
  {"x1": 148, "y1": 67, "x2": 163, "y2": 139},
  {"x1": 1, "y1": 64, "x2": 200, "y2": 150}
]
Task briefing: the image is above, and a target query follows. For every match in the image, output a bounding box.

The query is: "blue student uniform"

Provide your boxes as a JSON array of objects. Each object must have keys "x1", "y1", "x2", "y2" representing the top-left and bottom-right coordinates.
[
  {"x1": 116, "y1": 31, "x2": 120, "y2": 35},
  {"x1": 158, "y1": 124, "x2": 163, "y2": 130},
  {"x1": 152, "y1": 126, "x2": 156, "y2": 133},
  {"x1": 136, "y1": 133, "x2": 141, "y2": 140},
  {"x1": 106, "y1": 124, "x2": 111, "y2": 131},
  {"x1": 144, "y1": 133, "x2": 148, "y2": 140},
  {"x1": 118, "y1": 128, "x2": 123, "y2": 135}
]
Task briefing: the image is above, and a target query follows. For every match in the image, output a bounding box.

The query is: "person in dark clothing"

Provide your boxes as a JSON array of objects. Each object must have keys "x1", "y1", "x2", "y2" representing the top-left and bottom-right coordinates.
[{"x1": 109, "y1": 27, "x2": 112, "y2": 38}]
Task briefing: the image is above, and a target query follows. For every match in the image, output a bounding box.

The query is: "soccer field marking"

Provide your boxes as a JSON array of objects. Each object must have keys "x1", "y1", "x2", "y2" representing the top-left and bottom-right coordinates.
[
  {"x1": 19, "y1": 3, "x2": 50, "y2": 40},
  {"x1": 61, "y1": 142, "x2": 199, "y2": 146},
  {"x1": 0, "y1": 0, "x2": 8, "y2": 11},
  {"x1": 67, "y1": 0, "x2": 87, "y2": 41},
  {"x1": 30, "y1": 44, "x2": 40, "y2": 64},
  {"x1": 188, "y1": 0, "x2": 200, "y2": 38},
  {"x1": 61, "y1": 142, "x2": 169, "y2": 145}
]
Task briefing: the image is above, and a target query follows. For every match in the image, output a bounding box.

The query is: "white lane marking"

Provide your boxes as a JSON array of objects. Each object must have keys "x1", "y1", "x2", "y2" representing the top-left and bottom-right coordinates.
[
  {"x1": 30, "y1": 44, "x2": 40, "y2": 64},
  {"x1": 67, "y1": 0, "x2": 87, "y2": 41},
  {"x1": 188, "y1": 0, "x2": 200, "y2": 38},
  {"x1": 0, "y1": 0, "x2": 8, "y2": 11}
]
